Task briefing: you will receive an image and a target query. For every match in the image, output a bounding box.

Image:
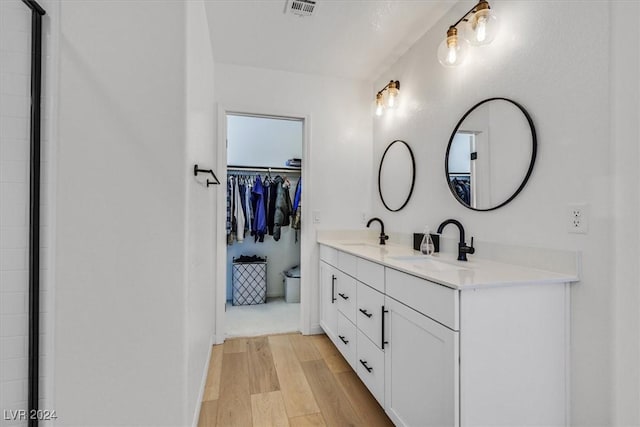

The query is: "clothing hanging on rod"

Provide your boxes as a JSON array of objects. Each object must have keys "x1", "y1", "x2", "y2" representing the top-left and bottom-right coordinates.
[{"x1": 226, "y1": 167, "x2": 299, "y2": 245}]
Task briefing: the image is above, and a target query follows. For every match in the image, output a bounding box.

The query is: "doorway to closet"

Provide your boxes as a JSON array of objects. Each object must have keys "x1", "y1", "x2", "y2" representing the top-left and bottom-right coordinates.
[{"x1": 223, "y1": 113, "x2": 303, "y2": 337}]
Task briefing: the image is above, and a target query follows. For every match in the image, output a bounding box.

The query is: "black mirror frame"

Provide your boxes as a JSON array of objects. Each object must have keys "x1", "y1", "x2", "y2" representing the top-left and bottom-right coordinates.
[
  {"x1": 378, "y1": 139, "x2": 416, "y2": 212},
  {"x1": 445, "y1": 97, "x2": 537, "y2": 212}
]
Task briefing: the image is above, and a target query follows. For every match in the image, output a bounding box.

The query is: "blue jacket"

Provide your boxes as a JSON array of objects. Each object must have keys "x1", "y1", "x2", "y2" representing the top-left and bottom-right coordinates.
[{"x1": 252, "y1": 177, "x2": 268, "y2": 242}]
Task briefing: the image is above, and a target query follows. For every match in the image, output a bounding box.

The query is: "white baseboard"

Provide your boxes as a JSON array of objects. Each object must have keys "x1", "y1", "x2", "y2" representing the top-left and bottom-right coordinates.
[
  {"x1": 307, "y1": 323, "x2": 324, "y2": 335},
  {"x1": 192, "y1": 336, "x2": 215, "y2": 427}
]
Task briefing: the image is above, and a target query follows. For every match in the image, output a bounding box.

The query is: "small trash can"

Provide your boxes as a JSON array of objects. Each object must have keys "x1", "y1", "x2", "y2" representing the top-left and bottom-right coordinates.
[{"x1": 283, "y1": 265, "x2": 301, "y2": 303}]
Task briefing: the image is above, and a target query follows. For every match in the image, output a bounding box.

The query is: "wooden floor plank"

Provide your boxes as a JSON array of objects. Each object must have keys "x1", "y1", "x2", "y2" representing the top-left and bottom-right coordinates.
[
  {"x1": 336, "y1": 371, "x2": 393, "y2": 427},
  {"x1": 216, "y1": 352, "x2": 252, "y2": 427},
  {"x1": 288, "y1": 333, "x2": 322, "y2": 362},
  {"x1": 224, "y1": 337, "x2": 248, "y2": 353},
  {"x1": 268, "y1": 334, "x2": 320, "y2": 418},
  {"x1": 203, "y1": 345, "x2": 223, "y2": 401},
  {"x1": 311, "y1": 334, "x2": 351, "y2": 373},
  {"x1": 251, "y1": 391, "x2": 290, "y2": 427},
  {"x1": 197, "y1": 400, "x2": 218, "y2": 427},
  {"x1": 300, "y1": 359, "x2": 362, "y2": 426},
  {"x1": 288, "y1": 413, "x2": 327, "y2": 427},
  {"x1": 247, "y1": 336, "x2": 280, "y2": 395}
]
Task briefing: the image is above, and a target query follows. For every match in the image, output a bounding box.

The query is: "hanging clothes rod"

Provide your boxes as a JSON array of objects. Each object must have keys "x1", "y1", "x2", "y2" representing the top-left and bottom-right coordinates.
[{"x1": 227, "y1": 165, "x2": 301, "y2": 174}]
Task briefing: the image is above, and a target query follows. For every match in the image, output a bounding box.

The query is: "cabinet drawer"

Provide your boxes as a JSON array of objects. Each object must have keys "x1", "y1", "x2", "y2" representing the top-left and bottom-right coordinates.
[
  {"x1": 356, "y1": 281, "x2": 385, "y2": 347},
  {"x1": 357, "y1": 257, "x2": 385, "y2": 292},
  {"x1": 385, "y1": 268, "x2": 459, "y2": 331},
  {"x1": 337, "y1": 251, "x2": 357, "y2": 277},
  {"x1": 336, "y1": 271, "x2": 357, "y2": 323},
  {"x1": 357, "y1": 330, "x2": 385, "y2": 407},
  {"x1": 320, "y1": 245, "x2": 338, "y2": 265},
  {"x1": 336, "y1": 312, "x2": 357, "y2": 369}
]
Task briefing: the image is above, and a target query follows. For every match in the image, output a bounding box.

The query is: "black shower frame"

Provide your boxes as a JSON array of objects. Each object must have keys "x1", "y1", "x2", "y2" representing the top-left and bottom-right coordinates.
[{"x1": 21, "y1": 1, "x2": 46, "y2": 426}]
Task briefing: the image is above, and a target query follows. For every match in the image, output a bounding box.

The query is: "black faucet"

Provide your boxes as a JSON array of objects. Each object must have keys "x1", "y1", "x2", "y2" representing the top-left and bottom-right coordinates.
[
  {"x1": 366, "y1": 217, "x2": 389, "y2": 245},
  {"x1": 436, "y1": 219, "x2": 475, "y2": 261}
]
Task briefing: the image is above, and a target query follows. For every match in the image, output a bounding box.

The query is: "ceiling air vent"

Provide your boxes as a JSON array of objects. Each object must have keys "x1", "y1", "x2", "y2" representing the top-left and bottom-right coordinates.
[{"x1": 285, "y1": 0, "x2": 316, "y2": 17}]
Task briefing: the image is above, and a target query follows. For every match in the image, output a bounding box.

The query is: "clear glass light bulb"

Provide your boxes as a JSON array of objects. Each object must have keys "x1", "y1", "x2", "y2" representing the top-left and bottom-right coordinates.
[
  {"x1": 375, "y1": 93, "x2": 384, "y2": 116},
  {"x1": 475, "y1": 16, "x2": 487, "y2": 43},
  {"x1": 464, "y1": 8, "x2": 499, "y2": 46},
  {"x1": 387, "y1": 92, "x2": 396, "y2": 108},
  {"x1": 438, "y1": 31, "x2": 468, "y2": 67},
  {"x1": 447, "y1": 45, "x2": 457, "y2": 65}
]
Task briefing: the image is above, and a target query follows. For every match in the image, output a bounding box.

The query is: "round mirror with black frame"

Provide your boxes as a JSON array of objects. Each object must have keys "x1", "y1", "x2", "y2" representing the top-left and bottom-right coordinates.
[
  {"x1": 378, "y1": 140, "x2": 416, "y2": 212},
  {"x1": 445, "y1": 97, "x2": 537, "y2": 211}
]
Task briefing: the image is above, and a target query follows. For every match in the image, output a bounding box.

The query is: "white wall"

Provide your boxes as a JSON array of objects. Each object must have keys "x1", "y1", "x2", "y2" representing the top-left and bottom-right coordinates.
[
  {"x1": 373, "y1": 1, "x2": 613, "y2": 424},
  {"x1": 185, "y1": 0, "x2": 216, "y2": 424},
  {"x1": 0, "y1": 0, "x2": 56, "y2": 424},
  {"x1": 227, "y1": 115, "x2": 302, "y2": 168},
  {"x1": 56, "y1": 1, "x2": 188, "y2": 425},
  {"x1": 214, "y1": 62, "x2": 373, "y2": 332},
  {"x1": 611, "y1": 2, "x2": 640, "y2": 425}
]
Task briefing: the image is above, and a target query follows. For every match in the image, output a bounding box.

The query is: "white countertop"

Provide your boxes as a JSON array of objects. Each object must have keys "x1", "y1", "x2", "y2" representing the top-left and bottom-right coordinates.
[{"x1": 317, "y1": 237, "x2": 579, "y2": 290}]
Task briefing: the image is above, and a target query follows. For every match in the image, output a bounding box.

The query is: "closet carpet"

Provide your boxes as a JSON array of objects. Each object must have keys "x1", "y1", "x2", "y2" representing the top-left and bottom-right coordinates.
[
  {"x1": 198, "y1": 333, "x2": 393, "y2": 427},
  {"x1": 225, "y1": 298, "x2": 300, "y2": 337}
]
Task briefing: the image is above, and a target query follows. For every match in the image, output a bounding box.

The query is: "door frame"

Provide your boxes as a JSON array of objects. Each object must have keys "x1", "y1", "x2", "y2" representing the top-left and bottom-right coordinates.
[{"x1": 214, "y1": 104, "x2": 313, "y2": 343}]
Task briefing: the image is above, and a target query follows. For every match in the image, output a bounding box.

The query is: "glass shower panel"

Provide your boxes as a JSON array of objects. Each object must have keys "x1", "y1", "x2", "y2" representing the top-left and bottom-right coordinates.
[{"x1": 1, "y1": 1, "x2": 33, "y2": 426}]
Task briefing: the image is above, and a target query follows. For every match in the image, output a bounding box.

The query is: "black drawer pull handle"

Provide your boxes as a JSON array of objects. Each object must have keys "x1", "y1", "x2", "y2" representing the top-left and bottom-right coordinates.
[
  {"x1": 359, "y1": 308, "x2": 373, "y2": 318},
  {"x1": 338, "y1": 293, "x2": 349, "y2": 300},
  {"x1": 382, "y1": 305, "x2": 389, "y2": 349},
  {"x1": 359, "y1": 359, "x2": 373, "y2": 373},
  {"x1": 331, "y1": 275, "x2": 337, "y2": 303},
  {"x1": 338, "y1": 335, "x2": 349, "y2": 345}
]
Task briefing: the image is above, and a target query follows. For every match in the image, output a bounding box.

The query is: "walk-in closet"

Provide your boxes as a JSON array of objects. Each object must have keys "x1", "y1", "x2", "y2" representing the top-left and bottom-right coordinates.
[{"x1": 224, "y1": 114, "x2": 303, "y2": 337}]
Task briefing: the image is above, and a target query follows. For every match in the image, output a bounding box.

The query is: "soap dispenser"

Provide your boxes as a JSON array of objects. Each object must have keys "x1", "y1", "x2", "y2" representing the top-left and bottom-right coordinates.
[{"x1": 420, "y1": 228, "x2": 435, "y2": 255}]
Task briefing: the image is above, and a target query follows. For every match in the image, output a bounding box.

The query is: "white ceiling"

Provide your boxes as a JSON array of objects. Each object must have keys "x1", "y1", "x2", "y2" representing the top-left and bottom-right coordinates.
[{"x1": 204, "y1": 0, "x2": 457, "y2": 82}]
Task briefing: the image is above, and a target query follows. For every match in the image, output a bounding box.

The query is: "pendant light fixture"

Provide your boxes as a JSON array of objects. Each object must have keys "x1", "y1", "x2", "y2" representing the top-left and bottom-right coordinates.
[
  {"x1": 375, "y1": 80, "x2": 400, "y2": 117},
  {"x1": 437, "y1": 0, "x2": 499, "y2": 67}
]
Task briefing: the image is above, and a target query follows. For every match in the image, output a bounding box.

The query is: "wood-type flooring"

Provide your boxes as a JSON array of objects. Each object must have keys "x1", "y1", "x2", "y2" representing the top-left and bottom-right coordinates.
[{"x1": 198, "y1": 333, "x2": 394, "y2": 427}]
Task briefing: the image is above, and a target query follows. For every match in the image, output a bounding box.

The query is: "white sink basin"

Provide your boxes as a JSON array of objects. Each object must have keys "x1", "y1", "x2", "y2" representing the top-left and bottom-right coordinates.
[{"x1": 389, "y1": 255, "x2": 468, "y2": 272}]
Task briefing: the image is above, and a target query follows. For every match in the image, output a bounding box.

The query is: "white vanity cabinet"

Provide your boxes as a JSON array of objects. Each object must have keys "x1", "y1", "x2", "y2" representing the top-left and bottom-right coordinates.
[
  {"x1": 384, "y1": 296, "x2": 458, "y2": 427},
  {"x1": 318, "y1": 243, "x2": 571, "y2": 427},
  {"x1": 319, "y1": 246, "x2": 339, "y2": 341}
]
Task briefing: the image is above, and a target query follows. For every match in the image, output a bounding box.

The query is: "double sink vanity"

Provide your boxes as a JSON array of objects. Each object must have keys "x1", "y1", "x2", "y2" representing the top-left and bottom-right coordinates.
[
  {"x1": 317, "y1": 235, "x2": 578, "y2": 427},
  {"x1": 316, "y1": 97, "x2": 579, "y2": 425}
]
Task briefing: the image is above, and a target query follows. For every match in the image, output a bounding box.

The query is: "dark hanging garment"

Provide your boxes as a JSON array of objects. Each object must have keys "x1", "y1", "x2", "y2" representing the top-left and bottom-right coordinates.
[
  {"x1": 273, "y1": 176, "x2": 292, "y2": 241},
  {"x1": 226, "y1": 177, "x2": 233, "y2": 241},
  {"x1": 291, "y1": 178, "x2": 302, "y2": 242},
  {"x1": 267, "y1": 177, "x2": 278, "y2": 235},
  {"x1": 263, "y1": 176, "x2": 270, "y2": 230},
  {"x1": 452, "y1": 178, "x2": 471, "y2": 205},
  {"x1": 252, "y1": 176, "x2": 268, "y2": 242}
]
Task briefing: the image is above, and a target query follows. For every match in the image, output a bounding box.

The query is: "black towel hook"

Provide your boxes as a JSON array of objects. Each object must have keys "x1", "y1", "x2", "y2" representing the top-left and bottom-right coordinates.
[{"x1": 193, "y1": 164, "x2": 220, "y2": 187}]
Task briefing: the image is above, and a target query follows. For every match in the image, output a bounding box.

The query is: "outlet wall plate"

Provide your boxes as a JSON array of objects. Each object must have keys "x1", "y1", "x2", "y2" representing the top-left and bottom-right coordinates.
[{"x1": 567, "y1": 203, "x2": 589, "y2": 234}]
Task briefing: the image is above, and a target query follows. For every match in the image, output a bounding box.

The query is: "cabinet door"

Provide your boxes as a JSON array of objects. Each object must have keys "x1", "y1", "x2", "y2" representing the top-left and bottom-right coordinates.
[
  {"x1": 319, "y1": 261, "x2": 338, "y2": 341},
  {"x1": 357, "y1": 330, "x2": 385, "y2": 407},
  {"x1": 384, "y1": 297, "x2": 459, "y2": 427}
]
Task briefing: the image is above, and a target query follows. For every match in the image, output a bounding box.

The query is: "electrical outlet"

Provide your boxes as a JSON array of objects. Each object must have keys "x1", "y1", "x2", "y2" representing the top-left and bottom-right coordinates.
[
  {"x1": 313, "y1": 210, "x2": 321, "y2": 224},
  {"x1": 360, "y1": 212, "x2": 367, "y2": 224},
  {"x1": 567, "y1": 204, "x2": 588, "y2": 234}
]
